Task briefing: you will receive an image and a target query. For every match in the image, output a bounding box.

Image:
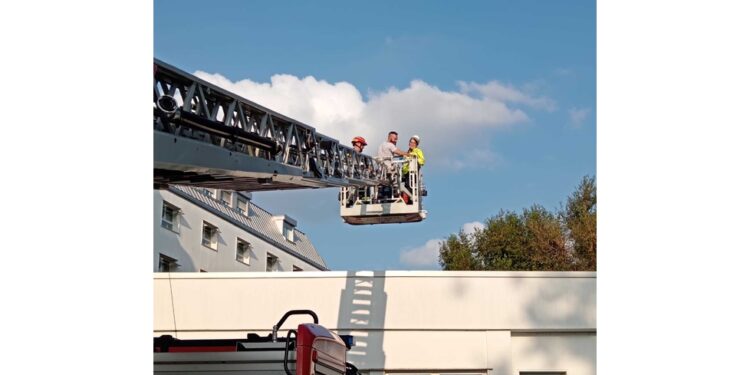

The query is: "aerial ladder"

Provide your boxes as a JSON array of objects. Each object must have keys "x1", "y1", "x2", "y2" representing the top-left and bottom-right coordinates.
[
  {"x1": 339, "y1": 156, "x2": 427, "y2": 224},
  {"x1": 153, "y1": 58, "x2": 426, "y2": 225}
]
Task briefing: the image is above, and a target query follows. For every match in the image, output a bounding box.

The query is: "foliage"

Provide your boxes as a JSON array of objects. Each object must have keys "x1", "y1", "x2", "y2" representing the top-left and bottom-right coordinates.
[
  {"x1": 438, "y1": 231, "x2": 479, "y2": 270},
  {"x1": 439, "y1": 176, "x2": 596, "y2": 271},
  {"x1": 564, "y1": 175, "x2": 597, "y2": 270}
]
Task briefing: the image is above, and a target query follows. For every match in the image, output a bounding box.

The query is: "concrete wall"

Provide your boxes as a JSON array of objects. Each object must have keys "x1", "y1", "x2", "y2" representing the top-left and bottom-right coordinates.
[
  {"x1": 154, "y1": 271, "x2": 596, "y2": 375},
  {"x1": 511, "y1": 333, "x2": 596, "y2": 375},
  {"x1": 154, "y1": 190, "x2": 319, "y2": 272}
]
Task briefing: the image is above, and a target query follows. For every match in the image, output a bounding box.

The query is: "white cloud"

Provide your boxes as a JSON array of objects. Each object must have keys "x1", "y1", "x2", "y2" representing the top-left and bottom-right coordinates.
[
  {"x1": 399, "y1": 239, "x2": 443, "y2": 268},
  {"x1": 458, "y1": 80, "x2": 557, "y2": 111},
  {"x1": 399, "y1": 221, "x2": 487, "y2": 268},
  {"x1": 569, "y1": 107, "x2": 591, "y2": 128},
  {"x1": 461, "y1": 221, "x2": 486, "y2": 235},
  {"x1": 193, "y1": 71, "x2": 548, "y2": 170},
  {"x1": 194, "y1": 71, "x2": 367, "y2": 136},
  {"x1": 444, "y1": 149, "x2": 506, "y2": 171},
  {"x1": 553, "y1": 67, "x2": 573, "y2": 77}
]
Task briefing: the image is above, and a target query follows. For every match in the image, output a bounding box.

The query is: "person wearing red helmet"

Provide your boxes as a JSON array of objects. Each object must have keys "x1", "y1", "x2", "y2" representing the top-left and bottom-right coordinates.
[
  {"x1": 351, "y1": 136, "x2": 367, "y2": 153},
  {"x1": 346, "y1": 136, "x2": 369, "y2": 205}
]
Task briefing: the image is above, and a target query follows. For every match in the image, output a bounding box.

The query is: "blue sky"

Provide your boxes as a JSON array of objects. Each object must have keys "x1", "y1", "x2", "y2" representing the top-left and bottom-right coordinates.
[{"x1": 155, "y1": 0, "x2": 596, "y2": 270}]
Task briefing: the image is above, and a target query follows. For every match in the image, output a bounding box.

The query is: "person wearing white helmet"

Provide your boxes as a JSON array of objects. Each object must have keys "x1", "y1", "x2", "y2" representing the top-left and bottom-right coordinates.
[
  {"x1": 401, "y1": 135, "x2": 425, "y2": 204},
  {"x1": 402, "y1": 135, "x2": 425, "y2": 174}
]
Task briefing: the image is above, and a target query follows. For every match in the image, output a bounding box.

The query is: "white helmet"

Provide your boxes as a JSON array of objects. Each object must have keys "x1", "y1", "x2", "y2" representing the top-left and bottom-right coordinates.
[{"x1": 411, "y1": 135, "x2": 420, "y2": 145}]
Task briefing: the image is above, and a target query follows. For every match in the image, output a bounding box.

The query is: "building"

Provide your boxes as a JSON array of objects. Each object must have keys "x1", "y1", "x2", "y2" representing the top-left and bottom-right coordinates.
[
  {"x1": 154, "y1": 185, "x2": 327, "y2": 272},
  {"x1": 154, "y1": 271, "x2": 596, "y2": 375}
]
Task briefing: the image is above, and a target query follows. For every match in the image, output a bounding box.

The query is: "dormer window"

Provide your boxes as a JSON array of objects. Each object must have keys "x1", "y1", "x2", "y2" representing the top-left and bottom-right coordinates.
[
  {"x1": 237, "y1": 197, "x2": 248, "y2": 216},
  {"x1": 220, "y1": 191, "x2": 232, "y2": 207},
  {"x1": 282, "y1": 223, "x2": 294, "y2": 242},
  {"x1": 272, "y1": 215, "x2": 297, "y2": 243}
]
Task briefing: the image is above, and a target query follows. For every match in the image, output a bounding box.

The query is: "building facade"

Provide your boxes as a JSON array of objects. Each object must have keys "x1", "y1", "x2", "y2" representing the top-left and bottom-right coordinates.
[
  {"x1": 154, "y1": 185, "x2": 327, "y2": 272},
  {"x1": 154, "y1": 271, "x2": 596, "y2": 375}
]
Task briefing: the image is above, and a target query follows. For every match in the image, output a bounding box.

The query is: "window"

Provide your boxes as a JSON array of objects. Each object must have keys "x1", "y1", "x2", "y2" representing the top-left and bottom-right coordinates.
[
  {"x1": 236, "y1": 239, "x2": 251, "y2": 265},
  {"x1": 221, "y1": 191, "x2": 232, "y2": 206},
  {"x1": 266, "y1": 253, "x2": 279, "y2": 272},
  {"x1": 203, "y1": 188, "x2": 217, "y2": 199},
  {"x1": 237, "y1": 197, "x2": 248, "y2": 216},
  {"x1": 158, "y1": 254, "x2": 178, "y2": 272},
  {"x1": 161, "y1": 202, "x2": 180, "y2": 232},
  {"x1": 293, "y1": 265, "x2": 303, "y2": 272},
  {"x1": 282, "y1": 223, "x2": 294, "y2": 242},
  {"x1": 202, "y1": 221, "x2": 219, "y2": 250}
]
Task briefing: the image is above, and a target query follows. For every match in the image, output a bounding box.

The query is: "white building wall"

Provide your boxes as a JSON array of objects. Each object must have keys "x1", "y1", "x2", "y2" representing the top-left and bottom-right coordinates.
[
  {"x1": 154, "y1": 190, "x2": 321, "y2": 272},
  {"x1": 154, "y1": 271, "x2": 596, "y2": 375},
  {"x1": 511, "y1": 333, "x2": 596, "y2": 375}
]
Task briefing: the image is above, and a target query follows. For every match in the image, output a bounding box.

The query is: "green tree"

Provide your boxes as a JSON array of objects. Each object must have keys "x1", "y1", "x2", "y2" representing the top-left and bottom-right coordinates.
[
  {"x1": 474, "y1": 210, "x2": 525, "y2": 270},
  {"x1": 438, "y1": 176, "x2": 596, "y2": 271},
  {"x1": 563, "y1": 175, "x2": 597, "y2": 270},
  {"x1": 522, "y1": 205, "x2": 571, "y2": 270},
  {"x1": 438, "y1": 230, "x2": 479, "y2": 270}
]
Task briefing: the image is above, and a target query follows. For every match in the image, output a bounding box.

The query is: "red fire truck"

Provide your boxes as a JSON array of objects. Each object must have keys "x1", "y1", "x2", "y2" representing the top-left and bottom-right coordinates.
[{"x1": 154, "y1": 310, "x2": 359, "y2": 375}]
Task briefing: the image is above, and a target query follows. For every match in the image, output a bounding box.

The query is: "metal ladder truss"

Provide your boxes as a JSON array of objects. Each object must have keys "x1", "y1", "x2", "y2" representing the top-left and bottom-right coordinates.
[{"x1": 154, "y1": 58, "x2": 383, "y2": 191}]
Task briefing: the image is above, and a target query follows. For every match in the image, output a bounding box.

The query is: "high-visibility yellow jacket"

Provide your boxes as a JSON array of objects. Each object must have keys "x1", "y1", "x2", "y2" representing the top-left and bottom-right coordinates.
[{"x1": 402, "y1": 147, "x2": 425, "y2": 175}]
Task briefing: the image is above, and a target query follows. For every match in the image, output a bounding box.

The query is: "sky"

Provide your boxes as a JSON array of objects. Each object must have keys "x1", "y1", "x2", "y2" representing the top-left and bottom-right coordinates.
[{"x1": 154, "y1": 0, "x2": 596, "y2": 270}]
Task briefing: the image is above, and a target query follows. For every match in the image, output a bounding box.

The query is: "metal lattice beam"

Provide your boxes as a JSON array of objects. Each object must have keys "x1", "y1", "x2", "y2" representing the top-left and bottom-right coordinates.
[{"x1": 154, "y1": 59, "x2": 384, "y2": 191}]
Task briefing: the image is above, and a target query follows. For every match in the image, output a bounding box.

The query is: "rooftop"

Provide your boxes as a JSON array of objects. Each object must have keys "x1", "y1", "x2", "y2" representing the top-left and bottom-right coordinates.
[{"x1": 169, "y1": 185, "x2": 327, "y2": 270}]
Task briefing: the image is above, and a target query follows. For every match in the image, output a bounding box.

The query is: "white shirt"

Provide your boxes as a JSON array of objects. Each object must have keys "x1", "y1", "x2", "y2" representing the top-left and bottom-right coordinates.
[
  {"x1": 377, "y1": 141, "x2": 399, "y2": 171},
  {"x1": 377, "y1": 142, "x2": 398, "y2": 160}
]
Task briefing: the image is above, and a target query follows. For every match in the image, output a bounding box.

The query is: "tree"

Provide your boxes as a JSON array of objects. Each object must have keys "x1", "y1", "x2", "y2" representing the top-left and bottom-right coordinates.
[
  {"x1": 438, "y1": 230, "x2": 479, "y2": 270},
  {"x1": 474, "y1": 210, "x2": 526, "y2": 270},
  {"x1": 438, "y1": 176, "x2": 596, "y2": 271},
  {"x1": 523, "y1": 204, "x2": 572, "y2": 270},
  {"x1": 562, "y1": 175, "x2": 597, "y2": 270}
]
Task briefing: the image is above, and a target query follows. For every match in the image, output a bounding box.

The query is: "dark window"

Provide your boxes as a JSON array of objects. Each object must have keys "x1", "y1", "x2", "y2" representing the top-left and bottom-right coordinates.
[
  {"x1": 236, "y1": 239, "x2": 251, "y2": 265},
  {"x1": 161, "y1": 202, "x2": 179, "y2": 232},
  {"x1": 158, "y1": 254, "x2": 178, "y2": 272},
  {"x1": 202, "y1": 222, "x2": 219, "y2": 250},
  {"x1": 266, "y1": 253, "x2": 279, "y2": 272}
]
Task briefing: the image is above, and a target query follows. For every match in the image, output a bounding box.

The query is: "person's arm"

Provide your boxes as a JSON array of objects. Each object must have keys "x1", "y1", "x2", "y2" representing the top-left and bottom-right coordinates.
[
  {"x1": 393, "y1": 148, "x2": 410, "y2": 157},
  {"x1": 386, "y1": 143, "x2": 409, "y2": 157}
]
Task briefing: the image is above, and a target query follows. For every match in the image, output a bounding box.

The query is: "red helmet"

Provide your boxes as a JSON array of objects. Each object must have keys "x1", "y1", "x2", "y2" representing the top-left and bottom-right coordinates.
[{"x1": 352, "y1": 136, "x2": 367, "y2": 146}]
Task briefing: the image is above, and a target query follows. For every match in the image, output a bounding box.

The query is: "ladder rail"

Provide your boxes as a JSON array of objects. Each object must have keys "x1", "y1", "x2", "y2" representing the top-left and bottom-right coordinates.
[{"x1": 154, "y1": 58, "x2": 384, "y2": 189}]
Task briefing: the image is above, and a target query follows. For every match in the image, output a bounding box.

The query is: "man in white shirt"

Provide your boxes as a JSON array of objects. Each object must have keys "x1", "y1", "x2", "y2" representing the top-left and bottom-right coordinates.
[
  {"x1": 377, "y1": 131, "x2": 409, "y2": 163},
  {"x1": 376, "y1": 131, "x2": 409, "y2": 199}
]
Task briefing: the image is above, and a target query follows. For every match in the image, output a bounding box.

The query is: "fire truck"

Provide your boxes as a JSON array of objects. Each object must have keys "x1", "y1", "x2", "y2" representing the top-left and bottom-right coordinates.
[
  {"x1": 154, "y1": 310, "x2": 359, "y2": 375},
  {"x1": 153, "y1": 59, "x2": 412, "y2": 373}
]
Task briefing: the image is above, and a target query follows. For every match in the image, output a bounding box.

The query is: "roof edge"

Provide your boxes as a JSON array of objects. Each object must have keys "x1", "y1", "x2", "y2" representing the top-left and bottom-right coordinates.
[{"x1": 165, "y1": 186, "x2": 328, "y2": 270}]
